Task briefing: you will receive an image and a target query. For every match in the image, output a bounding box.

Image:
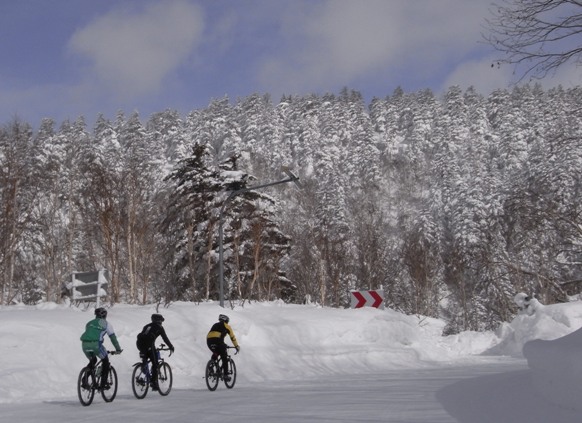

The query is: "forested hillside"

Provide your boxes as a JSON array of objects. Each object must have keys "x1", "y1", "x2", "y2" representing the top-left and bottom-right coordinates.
[{"x1": 1, "y1": 84, "x2": 581, "y2": 334}]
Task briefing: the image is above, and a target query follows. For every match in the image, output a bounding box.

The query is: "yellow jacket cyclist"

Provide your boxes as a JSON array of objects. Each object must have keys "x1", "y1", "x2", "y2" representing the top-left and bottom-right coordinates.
[{"x1": 207, "y1": 314, "x2": 240, "y2": 381}]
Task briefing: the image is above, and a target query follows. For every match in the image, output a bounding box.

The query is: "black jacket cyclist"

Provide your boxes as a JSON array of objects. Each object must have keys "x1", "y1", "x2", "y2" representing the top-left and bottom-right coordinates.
[
  {"x1": 207, "y1": 314, "x2": 240, "y2": 381},
  {"x1": 136, "y1": 314, "x2": 174, "y2": 390}
]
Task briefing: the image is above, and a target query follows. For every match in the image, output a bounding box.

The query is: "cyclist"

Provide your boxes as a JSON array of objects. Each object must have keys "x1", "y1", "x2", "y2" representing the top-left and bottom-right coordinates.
[
  {"x1": 136, "y1": 313, "x2": 175, "y2": 391},
  {"x1": 207, "y1": 314, "x2": 240, "y2": 381},
  {"x1": 80, "y1": 307, "x2": 122, "y2": 390}
]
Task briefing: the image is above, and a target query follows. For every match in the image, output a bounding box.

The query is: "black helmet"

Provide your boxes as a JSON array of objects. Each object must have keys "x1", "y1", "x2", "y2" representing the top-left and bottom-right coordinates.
[
  {"x1": 151, "y1": 313, "x2": 165, "y2": 323},
  {"x1": 95, "y1": 307, "x2": 107, "y2": 319},
  {"x1": 218, "y1": 314, "x2": 229, "y2": 323}
]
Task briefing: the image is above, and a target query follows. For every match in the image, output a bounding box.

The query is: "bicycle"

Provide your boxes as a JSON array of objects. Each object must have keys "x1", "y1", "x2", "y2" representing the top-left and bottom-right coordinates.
[
  {"x1": 77, "y1": 351, "x2": 121, "y2": 406},
  {"x1": 131, "y1": 343, "x2": 173, "y2": 399},
  {"x1": 205, "y1": 346, "x2": 237, "y2": 391}
]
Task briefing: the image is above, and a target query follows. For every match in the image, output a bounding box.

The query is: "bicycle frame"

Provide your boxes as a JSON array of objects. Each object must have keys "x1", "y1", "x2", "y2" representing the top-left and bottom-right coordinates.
[
  {"x1": 78, "y1": 350, "x2": 120, "y2": 406},
  {"x1": 88, "y1": 351, "x2": 118, "y2": 388},
  {"x1": 205, "y1": 345, "x2": 238, "y2": 391},
  {"x1": 135, "y1": 346, "x2": 170, "y2": 377},
  {"x1": 138, "y1": 351, "x2": 160, "y2": 382},
  {"x1": 131, "y1": 344, "x2": 173, "y2": 398},
  {"x1": 217, "y1": 345, "x2": 237, "y2": 363}
]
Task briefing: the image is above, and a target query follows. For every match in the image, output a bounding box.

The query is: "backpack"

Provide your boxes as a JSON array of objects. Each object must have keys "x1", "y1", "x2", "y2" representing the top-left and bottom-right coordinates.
[{"x1": 136, "y1": 324, "x2": 152, "y2": 350}]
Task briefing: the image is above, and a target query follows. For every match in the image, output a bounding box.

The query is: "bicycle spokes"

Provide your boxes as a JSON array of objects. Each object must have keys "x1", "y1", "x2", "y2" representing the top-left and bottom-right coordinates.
[
  {"x1": 77, "y1": 367, "x2": 96, "y2": 406},
  {"x1": 132, "y1": 363, "x2": 150, "y2": 399},
  {"x1": 205, "y1": 359, "x2": 220, "y2": 391}
]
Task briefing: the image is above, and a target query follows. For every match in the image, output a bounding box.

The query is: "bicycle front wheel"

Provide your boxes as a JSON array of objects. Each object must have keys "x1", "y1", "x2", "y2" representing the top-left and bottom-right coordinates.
[
  {"x1": 77, "y1": 367, "x2": 95, "y2": 406},
  {"x1": 157, "y1": 362, "x2": 173, "y2": 396},
  {"x1": 100, "y1": 366, "x2": 118, "y2": 402},
  {"x1": 205, "y1": 360, "x2": 219, "y2": 391},
  {"x1": 131, "y1": 364, "x2": 149, "y2": 399},
  {"x1": 224, "y1": 358, "x2": 237, "y2": 389}
]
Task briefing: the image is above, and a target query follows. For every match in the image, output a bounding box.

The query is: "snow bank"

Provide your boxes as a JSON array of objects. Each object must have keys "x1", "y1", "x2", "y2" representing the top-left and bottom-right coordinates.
[
  {"x1": 522, "y1": 304, "x2": 582, "y2": 412},
  {"x1": 484, "y1": 299, "x2": 582, "y2": 411},
  {"x1": 1, "y1": 299, "x2": 582, "y2": 407},
  {"x1": 484, "y1": 300, "x2": 582, "y2": 357}
]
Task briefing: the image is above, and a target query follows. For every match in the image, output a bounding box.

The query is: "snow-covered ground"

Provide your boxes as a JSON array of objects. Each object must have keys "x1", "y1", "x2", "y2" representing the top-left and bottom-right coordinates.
[{"x1": 1, "y1": 298, "x2": 582, "y2": 422}]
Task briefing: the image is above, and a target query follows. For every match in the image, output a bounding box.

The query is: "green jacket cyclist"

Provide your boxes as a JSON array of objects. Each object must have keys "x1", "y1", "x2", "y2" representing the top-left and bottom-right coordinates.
[{"x1": 80, "y1": 307, "x2": 122, "y2": 390}]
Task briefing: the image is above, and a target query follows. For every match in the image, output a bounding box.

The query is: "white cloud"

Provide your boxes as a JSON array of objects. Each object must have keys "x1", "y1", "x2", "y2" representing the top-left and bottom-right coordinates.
[
  {"x1": 442, "y1": 55, "x2": 514, "y2": 96},
  {"x1": 68, "y1": 0, "x2": 204, "y2": 99},
  {"x1": 443, "y1": 55, "x2": 582, "y2": 96},
  {"x1": 257, "y1": 0, "x2": 493, "y2": 94},
  {"x1": 534, "y1": 61, "x2": 582, "y2": 90}
]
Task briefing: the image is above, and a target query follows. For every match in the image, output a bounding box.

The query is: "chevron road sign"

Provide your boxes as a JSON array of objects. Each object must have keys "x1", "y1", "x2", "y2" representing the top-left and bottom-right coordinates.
[{"x1": 350, "y1": 289, "x2": 384, "y2": 309}]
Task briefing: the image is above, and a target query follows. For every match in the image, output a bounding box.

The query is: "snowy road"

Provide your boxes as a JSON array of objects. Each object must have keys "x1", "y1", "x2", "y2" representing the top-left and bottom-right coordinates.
[{"x1": 3, "y1": 358, "x2": 579, "y2": 423}]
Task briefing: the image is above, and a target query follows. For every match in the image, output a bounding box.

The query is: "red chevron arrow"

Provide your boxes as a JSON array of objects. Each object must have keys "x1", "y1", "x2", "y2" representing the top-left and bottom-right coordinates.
[
  {"x1": 352, "y1": 291, "x2": 366, "y2": 308},
  {"x1": 370, "y1": 290, "x2": 383, "y2": 308}
]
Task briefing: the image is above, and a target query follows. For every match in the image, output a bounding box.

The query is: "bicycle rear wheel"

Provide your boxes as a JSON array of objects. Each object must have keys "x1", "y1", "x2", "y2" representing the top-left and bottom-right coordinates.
[
  {"x1": 157, "y1": 362, "x2": 173, "y2": 396},
  {"x1": 224, "y1": 358, "x2": 237, "y2": 389},
  {"x1": 100, "y1": 365, "x2": 118, "y2": 402},
  {"x1": 77, "y1": 367, "x2": 95, "y2": 406},
  {"x1": 205, "y1": 360, "x2": 219, "y2": 391},
  {"x1": 132, "y1": 363, "x2": 149, "y2": 399}
]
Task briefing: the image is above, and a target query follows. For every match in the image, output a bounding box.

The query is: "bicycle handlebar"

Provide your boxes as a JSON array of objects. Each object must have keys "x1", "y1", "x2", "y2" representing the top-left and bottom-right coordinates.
[{"x1": 157, "y1": 344, "x2": 173, "y2": 356}]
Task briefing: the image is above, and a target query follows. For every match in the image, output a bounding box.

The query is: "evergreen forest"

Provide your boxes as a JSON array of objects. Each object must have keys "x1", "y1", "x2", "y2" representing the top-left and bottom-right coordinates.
[{"x1": 1, "y1": 84, "x2": 581, "y2": 334}]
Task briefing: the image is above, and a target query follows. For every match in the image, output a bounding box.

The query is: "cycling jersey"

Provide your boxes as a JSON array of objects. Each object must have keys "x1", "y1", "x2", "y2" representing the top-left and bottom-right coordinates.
[
  {"x1": 80, "y1": 317, "x2": 121, "y2": 359},
  {"x1": 136, "y1": 322, "x2": 174, "y2": 352},
  {"x1": 207, "y1": 321, "x2": 239, "y2": 348}
]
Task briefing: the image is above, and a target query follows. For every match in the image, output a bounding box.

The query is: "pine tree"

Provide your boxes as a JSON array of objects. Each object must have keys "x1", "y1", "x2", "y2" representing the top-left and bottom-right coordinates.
[{"x1": 161, "y1": 142, "x2": 221, "y2": 301}]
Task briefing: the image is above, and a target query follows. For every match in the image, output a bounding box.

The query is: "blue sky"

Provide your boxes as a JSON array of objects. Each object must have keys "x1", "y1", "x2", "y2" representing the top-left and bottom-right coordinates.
[{"x1": 0, "y1": 0, "x2": 579, "y2": 128}]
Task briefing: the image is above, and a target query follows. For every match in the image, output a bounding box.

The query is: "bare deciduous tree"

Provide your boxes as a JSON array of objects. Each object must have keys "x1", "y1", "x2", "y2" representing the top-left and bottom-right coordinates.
[{"x1": 485, "y1": 0, "x2": 582, "y2": 80}]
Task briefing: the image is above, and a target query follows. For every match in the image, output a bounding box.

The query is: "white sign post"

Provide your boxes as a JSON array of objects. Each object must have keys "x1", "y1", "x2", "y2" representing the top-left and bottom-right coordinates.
[{"x1": 69, "y1": 270, "x2": 109, "y2": 306}]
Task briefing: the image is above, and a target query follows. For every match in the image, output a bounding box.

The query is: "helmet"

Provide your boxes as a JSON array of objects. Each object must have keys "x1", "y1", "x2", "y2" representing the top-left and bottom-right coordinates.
[
  {"x1": 95, "y1": 307, "x2": 107, "y2": 319},
  {"x1": 218, "y1": 314, "x2": 229, "y2": 323},
  {"x1": 151, "y1": 313, "x2": 165, "y2": 323}
]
